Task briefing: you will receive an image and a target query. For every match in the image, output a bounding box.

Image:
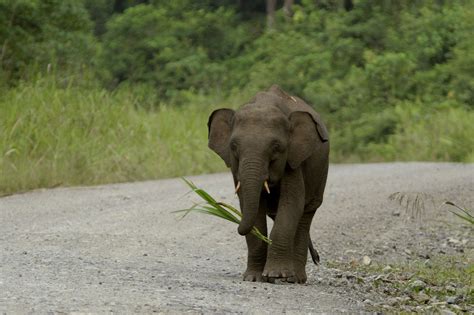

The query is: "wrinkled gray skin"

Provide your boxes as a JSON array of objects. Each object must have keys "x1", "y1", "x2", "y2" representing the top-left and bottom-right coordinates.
[{"x1": 208, "y1": 85, "x2": 329, "y2": 284}]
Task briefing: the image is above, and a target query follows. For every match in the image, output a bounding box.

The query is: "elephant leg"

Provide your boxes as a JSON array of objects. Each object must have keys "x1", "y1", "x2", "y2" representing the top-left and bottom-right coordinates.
[
  {"x1": 243, "y1": 198, "x2": 268, "y2": 282},
  {"x1": 263, "y1": 168, "x2": 305, "y2": 282},
  {"x1": 290, "y1": 209, "x2": 317, "y2": 284}
]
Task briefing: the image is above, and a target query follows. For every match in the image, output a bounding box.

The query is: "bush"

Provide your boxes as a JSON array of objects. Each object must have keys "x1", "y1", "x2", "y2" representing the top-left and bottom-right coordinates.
[
  {"x1": 374, "y1": 103, "x2": 474, "y2": 162},
  {"x1": 99, "y1": 2, "x2": 254, "y2": 99},
  {"x1": 0, "y1": 0, "x2": 96, "y2": 82}
]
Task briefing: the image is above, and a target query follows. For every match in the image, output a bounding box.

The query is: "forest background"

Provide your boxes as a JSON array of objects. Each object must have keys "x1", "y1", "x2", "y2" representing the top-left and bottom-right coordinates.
[{"x1": 1, "y1": 0, "x2": 473, "y2": 195}]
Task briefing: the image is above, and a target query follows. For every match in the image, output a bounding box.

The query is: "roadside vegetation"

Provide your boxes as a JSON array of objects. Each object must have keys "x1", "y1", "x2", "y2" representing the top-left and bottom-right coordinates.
[
  {"x1": 0, "y1": 78, "x2": 225, "y2": 195},
  {"x1": 1, "y1": 0, "x2": 473, "y2": 195},
  {"x1": 327, "y1": 255, "x2": 473, "y2": 313}
]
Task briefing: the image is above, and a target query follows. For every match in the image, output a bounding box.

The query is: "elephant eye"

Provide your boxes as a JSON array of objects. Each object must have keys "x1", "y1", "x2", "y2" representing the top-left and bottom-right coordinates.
[
  {"x1": 230, "y1": 140, "x2": 238, "y2": 153},
  {"x1": 271, "y1": 141, "x2": 282, "y2": 152}
]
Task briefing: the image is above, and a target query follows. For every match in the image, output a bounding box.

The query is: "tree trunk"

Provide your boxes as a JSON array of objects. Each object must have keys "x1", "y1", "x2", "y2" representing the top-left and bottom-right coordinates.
[
  {"x1": 266, "y1": 0, "x2": 277, "y2": 30},
  {"x1": 343, "y1": 0, "x2": 354, "y2": 11},
  {"x1": 284, "y1": 0, "x2": 294, "y2": 20}
]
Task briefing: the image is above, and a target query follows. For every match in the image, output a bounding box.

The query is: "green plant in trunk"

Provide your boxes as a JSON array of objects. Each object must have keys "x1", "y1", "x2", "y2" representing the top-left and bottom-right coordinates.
[{"x1": 175, "y1": 178, "x2": 271, "y2": 244}]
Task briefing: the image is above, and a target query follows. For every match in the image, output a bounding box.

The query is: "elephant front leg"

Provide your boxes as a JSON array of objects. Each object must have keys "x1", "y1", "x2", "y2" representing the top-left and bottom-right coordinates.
[
  {"x1": 263, "y1": 168, "x2": 305, "y2": 283},
  {"x1": 292, "y1": 210, "x2": 317, "y2": 284},
  {"x1": 243, "y1": 198, "x2": 268, "y2": 282}
]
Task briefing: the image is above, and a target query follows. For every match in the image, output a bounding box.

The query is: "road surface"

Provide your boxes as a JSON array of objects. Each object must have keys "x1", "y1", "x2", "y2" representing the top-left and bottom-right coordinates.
[{"x1": 1, "y1": 163, "x2": 473, "y2": 313}]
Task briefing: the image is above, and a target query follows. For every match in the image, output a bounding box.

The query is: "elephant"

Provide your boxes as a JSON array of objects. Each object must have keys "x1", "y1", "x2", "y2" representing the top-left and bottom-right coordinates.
[{"x1": 207, "y1": 85, "x2": 329, "y2": 284}]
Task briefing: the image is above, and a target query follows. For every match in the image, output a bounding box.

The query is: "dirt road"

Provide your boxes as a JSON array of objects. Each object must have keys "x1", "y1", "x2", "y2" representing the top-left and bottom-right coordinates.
[{"x1": 1, "y1": 163, "x2": 472, "y2": 313}]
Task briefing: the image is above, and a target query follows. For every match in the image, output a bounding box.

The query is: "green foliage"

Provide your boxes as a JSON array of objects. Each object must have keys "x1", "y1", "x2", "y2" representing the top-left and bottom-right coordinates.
[
  {"x1": 0, "y1": 0, "x2": 473, "y2": 194},
  {"x1": 99, "y1": 2, "x2": 255, "y2": 99},
  {"x1": 176, "y1": 178, "x2": 271, "y2": 244},
  {"x1": 0, "y1": 0, "x2": 95, "y2": 82},
  {"x1": 367, "y1": 103, "x2": 474, "y2": 162}
]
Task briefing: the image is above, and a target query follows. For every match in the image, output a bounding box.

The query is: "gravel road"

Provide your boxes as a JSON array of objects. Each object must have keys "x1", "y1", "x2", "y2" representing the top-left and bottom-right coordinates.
[{"x1": 1, "y1": 163, "x2": 473, "y2": 313}]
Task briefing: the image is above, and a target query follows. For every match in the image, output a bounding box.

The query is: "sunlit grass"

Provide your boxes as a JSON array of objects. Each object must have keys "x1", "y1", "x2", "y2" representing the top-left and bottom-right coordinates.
[{"x1": 0, "y1": 80, "x2": 226, "y2": 196}]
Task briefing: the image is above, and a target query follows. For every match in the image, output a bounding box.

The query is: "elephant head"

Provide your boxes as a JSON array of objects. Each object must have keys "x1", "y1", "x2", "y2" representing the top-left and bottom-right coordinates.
[{"x1": 208, "y1": 97, "x2": 328, "y2": 236}]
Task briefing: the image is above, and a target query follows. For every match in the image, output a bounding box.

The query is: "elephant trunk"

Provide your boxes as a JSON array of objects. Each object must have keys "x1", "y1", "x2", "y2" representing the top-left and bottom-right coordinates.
[{"x1": 237, "y1": 159, "x2": 266, "y2": 236}]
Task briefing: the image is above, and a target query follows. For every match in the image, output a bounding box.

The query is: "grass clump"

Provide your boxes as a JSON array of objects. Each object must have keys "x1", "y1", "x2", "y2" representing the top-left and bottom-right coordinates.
[
  {"x1": 176, "y1": 178, "x2": 271, "y2": 244},
  {"x1": 0, "y1": 80, "x2": 226, "y2": 196},
  {"x1": 328, "y1": 255, "x2": 473, "y2": 312}
]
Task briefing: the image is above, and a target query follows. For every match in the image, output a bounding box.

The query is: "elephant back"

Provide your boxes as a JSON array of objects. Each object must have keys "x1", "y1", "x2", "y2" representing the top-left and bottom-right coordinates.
[{"x1": 267, "y1": 85, "x2": 329, "y2": 142}]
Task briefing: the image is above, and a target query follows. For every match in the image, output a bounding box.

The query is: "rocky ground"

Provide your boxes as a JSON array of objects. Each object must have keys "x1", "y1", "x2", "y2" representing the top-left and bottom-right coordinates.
[{"x1": 0, "y1": 163, "x2": 473, "y2": 313}]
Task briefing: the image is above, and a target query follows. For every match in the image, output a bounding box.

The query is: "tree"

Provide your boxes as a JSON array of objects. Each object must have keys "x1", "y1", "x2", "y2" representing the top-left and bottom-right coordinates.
[
  {"x1": 266, "y1": 0, "x2": 276, "y2": 29},
  {"x1": 284, "y1": 0, "x2": 294, "y2": 19},
  {"x1": 0, "y1": 0, "x2": 95, "y2": 82}
]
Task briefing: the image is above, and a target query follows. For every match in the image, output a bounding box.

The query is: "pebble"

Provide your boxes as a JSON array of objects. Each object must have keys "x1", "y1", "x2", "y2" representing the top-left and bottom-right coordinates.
[
  {"x1": 450, "y1": 304, "x2": 462, "y2": 310},
  {"x1": 446, "y1": 296, "x2": 460, "y2": 304},
  {"x1": 447, "y1": 238, "x2": 460, "y2": 245},
  {"x1": 408, "y1": 280, "x2": 426, "y2": 291},
  {"x1": 373, "y1": 248, "x2": 383, "y2": 255},
  {"x1": 445, "y1": 285, "x2": 456, "y2": 293},
  {"x1": 414, "y1": 292, "x2": 430, "y2": 303},
  {"x1": 362, "y1": 256, "x2": 371, "y2": 265},
  {"x1": 418, "y1": 253, "x2": 430, "y2": 259},
  {"x1": 387, "y1": 297, "x2": 399, "y2": 305},
  {"x1": 382, "y1": 265, "x2": 392, "y2": 272}
]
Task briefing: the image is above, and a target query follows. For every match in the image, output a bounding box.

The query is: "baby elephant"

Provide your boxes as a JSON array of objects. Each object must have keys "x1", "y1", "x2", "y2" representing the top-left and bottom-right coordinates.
[{"x1": 208, "y1": 85, "x2": 329, "y2": 284}]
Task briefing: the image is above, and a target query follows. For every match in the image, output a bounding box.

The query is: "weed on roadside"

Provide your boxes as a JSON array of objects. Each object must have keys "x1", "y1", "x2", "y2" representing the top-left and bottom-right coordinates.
[{"x1": 326, "y1": 255, "x2": 473, "y2": 313}]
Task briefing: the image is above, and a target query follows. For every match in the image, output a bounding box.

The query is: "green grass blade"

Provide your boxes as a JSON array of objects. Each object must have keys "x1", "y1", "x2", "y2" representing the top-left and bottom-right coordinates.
[
  {"x1": 178, "y1": 178, "x2": 272, "y2": 244},
  {"x1": 448, "y1": 210, "x2": 474, "y2": 225},
  {"x1": 445, "y1": 201, "x2": 474, "y2": 225},
  {"x1": 218, "y1": 202, "x2": 243, "y2": 218},
  {"x1": 200, "y1": 205, "x2": 241, "y2": 223},
  {"x1": 445, "y1": 201, "x2": 473, "y2": 218}
]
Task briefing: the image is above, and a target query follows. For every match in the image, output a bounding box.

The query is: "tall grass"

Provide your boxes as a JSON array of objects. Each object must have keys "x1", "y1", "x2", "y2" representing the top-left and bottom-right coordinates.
[
  {"x1": 0, "y1": 80, "x2": 227, "y2": 195},
  {"x1": 365, "y1": 103, "x2": 474, "y2": 162},
  {"x1": 1, "y1": 79, "x2": 473, "y2": 196}
]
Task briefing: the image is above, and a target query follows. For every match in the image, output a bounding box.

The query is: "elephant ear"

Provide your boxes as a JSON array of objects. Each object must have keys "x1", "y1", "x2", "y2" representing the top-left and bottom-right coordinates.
[
  {"x1": 207, "y1": 108, "x2": 235, "y2": 167},
  {"x1": 288, "y1": 111, "x2": 329, "y2": 169}
]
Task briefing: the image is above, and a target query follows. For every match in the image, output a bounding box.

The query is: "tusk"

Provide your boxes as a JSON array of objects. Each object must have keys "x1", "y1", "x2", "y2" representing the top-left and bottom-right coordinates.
[
  {"x1": 264, "y1": 181, "x2": 270, "y2": 194},
  {"x1": 235, "y1": 181, "x2": 241, "y2": 194},
  {"x1": 290, "y1": 96, "x2": 297, "y2": 103}
]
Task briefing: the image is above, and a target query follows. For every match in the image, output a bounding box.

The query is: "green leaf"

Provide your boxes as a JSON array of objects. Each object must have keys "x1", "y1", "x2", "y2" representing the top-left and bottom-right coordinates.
[{"x1": 177, "y1": 178, "x2": 272, "y2": 244}]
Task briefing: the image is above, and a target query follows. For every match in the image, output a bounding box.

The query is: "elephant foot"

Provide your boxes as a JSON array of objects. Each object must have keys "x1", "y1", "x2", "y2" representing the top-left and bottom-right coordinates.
[
  {"x1": 292, "y1": 268, "x2": 307, "y2": 284},
  {"x1": 262, "y1": 263, "x2": 295, "y2": 283},
  {"x1": 242, "y1": 269, "x2": 266, "y2": 282},
  {"x1": 268, "y1": 270, "x2": 306, "y2": 284}
]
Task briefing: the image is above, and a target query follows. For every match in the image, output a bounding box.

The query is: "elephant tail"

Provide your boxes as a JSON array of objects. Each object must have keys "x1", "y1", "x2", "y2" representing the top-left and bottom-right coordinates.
[{"x1": 308, "y1": 237, "x2": 320, "y2": 265}]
